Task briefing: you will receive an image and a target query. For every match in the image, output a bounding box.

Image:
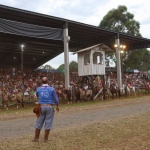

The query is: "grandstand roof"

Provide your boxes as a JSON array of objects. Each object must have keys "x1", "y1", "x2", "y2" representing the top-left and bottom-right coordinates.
[
  {"x1": 0, "y1": 4, "x2": 150, "y2": 69},
  {"x1": 74, "y1": 43, "x2": 113, "y2": 54}
]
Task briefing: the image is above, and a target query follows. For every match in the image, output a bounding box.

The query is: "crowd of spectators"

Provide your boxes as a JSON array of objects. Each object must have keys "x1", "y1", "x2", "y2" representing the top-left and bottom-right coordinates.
[
  {"x1": 0, "y1": 68, "x2": 65, "y2": 95},
  {"x1": 123, "y1": 71, "x2": 150, "y2": 89},
  {"x1": 0, "y1": 67, "x2": 149, "y2": 100}
]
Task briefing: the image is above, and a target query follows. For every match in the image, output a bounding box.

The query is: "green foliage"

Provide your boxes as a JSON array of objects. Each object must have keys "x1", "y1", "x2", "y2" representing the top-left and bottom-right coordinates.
[
  {"x1": 123, "y1": 49, "x2": 149, "y2": 70},
  {"x1": 69, "y1": 61, "x2": 78, "y2": 73},
  {"x1": 56, "y1": 61, "x2": 78, "y2": 73},
  {"x1": 99, "y1": 5, "x2": 150, "y2": 71},
  {"x1": 99, "y1": 5, "x2": 140, "y2": 36},
  {"x1": 143, "y1": 50, "x2": 150, "y2": 70},
  {"x1": 43, "y1": 64, "x2": 54, "y2": 70},
  {"x1": 57, "y1": 64, "x2": 65, "y2": 71},
  {"x1": 122, "y1": 48, "x2": 150, "y2": 71},
  {"x1": 38, "y1": 64, "x2": 55, "y2": 70}
]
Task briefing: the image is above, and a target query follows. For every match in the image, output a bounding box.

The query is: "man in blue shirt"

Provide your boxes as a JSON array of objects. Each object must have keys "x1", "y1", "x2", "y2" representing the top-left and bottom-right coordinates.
[{"x1": 33, "y1": 77, "x2": 59, "y2": 142}]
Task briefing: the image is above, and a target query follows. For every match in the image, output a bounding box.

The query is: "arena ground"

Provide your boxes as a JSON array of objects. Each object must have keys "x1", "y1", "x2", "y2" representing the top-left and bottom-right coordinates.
[{"x1": 0, "y1": 96, "x2": 150, "y2": 141}]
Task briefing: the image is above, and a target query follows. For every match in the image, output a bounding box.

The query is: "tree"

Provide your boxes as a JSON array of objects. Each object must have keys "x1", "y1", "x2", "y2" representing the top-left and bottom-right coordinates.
[
  {"x1": 138, "y1": 50, "x2": 150, "y2": 71},
  {"x1": 123, "y1": 49, "x2": 147, "y2": 70},
  {"x1": 99, "y1": 5, "x2": 150, "y2": 71},
  {"x1": 57, "y1": 64, "x2": 65, "y2": 72},
  {"x1": 99, "y1": 5, "x2": 140, "y2": 36},
  {"x1": 56, "y1": 61, "x2": 78, "y2": 73},
  {"x1": 69, "y1": 61, "x2": 78, "y2": 73},
  {"x1": 43, "y1": 64, "x2": 54, "y2": 70},
  {"x1": 38, "y1": 65, "x2": 44, "y2": 69}
]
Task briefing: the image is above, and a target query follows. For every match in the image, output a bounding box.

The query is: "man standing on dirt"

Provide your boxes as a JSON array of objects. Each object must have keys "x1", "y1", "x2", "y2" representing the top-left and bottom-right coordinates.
[{"x1": 33, "y1": 77, "x2": 59, "y2": 142}]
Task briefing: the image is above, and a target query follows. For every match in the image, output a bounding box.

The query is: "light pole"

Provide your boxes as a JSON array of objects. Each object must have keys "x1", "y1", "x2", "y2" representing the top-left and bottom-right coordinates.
[
  {"x1": 120, "y1": 50, "x2": 125, "y2": 81},
  {"x1": 114, "y1": 42, "x2": 126, "y2": 90},
  {"x1": 21, "y1": 44, "x2": 24, "y2": 72}
]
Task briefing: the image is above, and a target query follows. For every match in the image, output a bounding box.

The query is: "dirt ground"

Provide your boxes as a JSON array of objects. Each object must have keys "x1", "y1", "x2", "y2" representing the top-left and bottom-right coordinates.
[{"x1": 0, "y1": 96, "x2": 150, "y2": 141}]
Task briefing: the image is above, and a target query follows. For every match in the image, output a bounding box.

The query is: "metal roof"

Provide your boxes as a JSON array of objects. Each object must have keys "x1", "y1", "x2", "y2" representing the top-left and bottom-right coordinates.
[
  {"x1": 0, "y1": 4, "x2": 150, "y2": 69},
  {"x1": 74, "y1": 43, "x2": 113, "y2": 54}
]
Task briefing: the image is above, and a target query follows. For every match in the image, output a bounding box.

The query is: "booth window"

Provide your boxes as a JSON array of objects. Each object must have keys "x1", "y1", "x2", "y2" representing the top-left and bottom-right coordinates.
[
  {"x1": 93, "y1": 52, "x2": 103, "y2": 64},
  {"x1": 84, "y1": 52, "x2": 90, "y2": 65}
]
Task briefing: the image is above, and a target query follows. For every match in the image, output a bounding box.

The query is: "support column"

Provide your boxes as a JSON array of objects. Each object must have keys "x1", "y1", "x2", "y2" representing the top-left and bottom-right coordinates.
[
  {"x1": 21, "y1": 45, "x2": 24, "y2": 72},
  {"x1": 102, "y1": 75, "x2": 106, "y2": 100},
  {"x1": 63, "y1": 22, "x2": 70, "y2": 89},
  {"x1": 115, "y1": 38, "x2": 122, "y2": 90}
]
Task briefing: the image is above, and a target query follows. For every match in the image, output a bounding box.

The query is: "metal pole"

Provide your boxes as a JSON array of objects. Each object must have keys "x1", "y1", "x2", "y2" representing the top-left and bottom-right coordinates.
[
  {"x1": 21, "y1": 46, "x2": 24, "y2": 72},
  {"x1": 115, "y1": 38, "x2": 122, "y2": 90},
  {"x1": 63, "y1": 22, "x2": 70, "y2": 89},
  {"x1": 121, "y1": 53, "x2": 124, "y2": 81},
  {"x1": 102, "y1": 75, "x2": 106, "y2": 100}
]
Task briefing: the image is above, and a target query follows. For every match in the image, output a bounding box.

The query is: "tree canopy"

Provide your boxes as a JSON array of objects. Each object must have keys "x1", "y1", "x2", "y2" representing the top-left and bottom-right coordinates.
[
  {"x1": 43, "y1": 64, "x2": 54, "y2": 70},
  {"x1": 57, "y1": 64, "x2": 65, "y2": 72},
  {"x1": 99, "y1": 5, "x2": 141, "y2": 36},
  {"x1": 69, "y1": 61, "x2": 78, "y2": 73},
  {"x1": 56, "y1": 61, "x2": 78, "y2": 73},
  {"x1": 99, "y1": 5, "x2": 150, "y2": 71}
]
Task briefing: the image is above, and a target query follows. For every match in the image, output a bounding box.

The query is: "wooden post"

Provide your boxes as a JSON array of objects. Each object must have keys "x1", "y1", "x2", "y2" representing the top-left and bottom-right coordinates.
[
  {"x1": 102, "y1": 75, "x2": 106, "y2": 100},
  {"x1": 91, "y1": 75, "x2": 95, "y2": 100}
]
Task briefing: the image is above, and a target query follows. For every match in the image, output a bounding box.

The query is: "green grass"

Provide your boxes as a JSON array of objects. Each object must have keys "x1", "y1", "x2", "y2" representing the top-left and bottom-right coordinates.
[
  {"x1": 0, "y1": 112, "x2": 150, "y2": 150},
  {"x1": 0, "y1": 95, "x2": 150, "y2": 150},
  {"x1": 0, "y1": 95, "x2": 149, "y2": 119}
]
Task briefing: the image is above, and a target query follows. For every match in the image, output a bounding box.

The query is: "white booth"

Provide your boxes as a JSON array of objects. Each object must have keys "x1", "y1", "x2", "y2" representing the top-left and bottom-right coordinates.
[{"x1": 75, "y1": 43, "x2": 113, "y2": 76}]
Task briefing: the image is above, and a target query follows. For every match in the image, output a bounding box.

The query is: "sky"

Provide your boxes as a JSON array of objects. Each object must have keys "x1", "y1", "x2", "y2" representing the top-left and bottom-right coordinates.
[{"x1": 0, "y1": 0, "x2": 150, "y2": 68}]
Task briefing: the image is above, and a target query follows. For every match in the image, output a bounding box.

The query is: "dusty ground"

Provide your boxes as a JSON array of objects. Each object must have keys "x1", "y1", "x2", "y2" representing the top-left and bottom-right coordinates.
[{"x1": 0, "y1": 96, "x2": 150, "y2": 141}]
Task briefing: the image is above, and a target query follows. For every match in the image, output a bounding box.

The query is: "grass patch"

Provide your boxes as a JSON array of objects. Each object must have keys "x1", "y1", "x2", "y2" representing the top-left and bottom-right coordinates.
[
  {"x1": 0, "y1": 112, "x2": 150, "y2": 150},
  {"x1": 0, "y1": 96, "x2": 149, "y2": 120}
]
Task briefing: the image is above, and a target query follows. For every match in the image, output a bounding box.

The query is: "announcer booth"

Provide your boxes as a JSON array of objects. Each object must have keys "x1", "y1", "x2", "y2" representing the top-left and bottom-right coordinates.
[
  {"x1": 75, "y1": 43, "x2": 113, "y2": 76},
  {"x1": 74, "y1": 43, "x2": 113, "y2": 100}
]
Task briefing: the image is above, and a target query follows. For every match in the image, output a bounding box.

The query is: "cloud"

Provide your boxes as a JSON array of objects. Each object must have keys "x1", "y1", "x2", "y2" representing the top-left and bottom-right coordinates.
[
  {"x1": 140, "y1": 17, "x2": 150, "y2": 25},
  {"x1": 1, "y1": 0, "x2": 150, "y2": 28},
  {"x1": 0, "y1": 0, "x2": 19, "y2": 6}
]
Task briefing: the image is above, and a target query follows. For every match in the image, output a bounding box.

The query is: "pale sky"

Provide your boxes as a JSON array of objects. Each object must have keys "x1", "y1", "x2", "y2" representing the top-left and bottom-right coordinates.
[{"x1": 0, "y1": 0, "x2": 150, "y2": 68}]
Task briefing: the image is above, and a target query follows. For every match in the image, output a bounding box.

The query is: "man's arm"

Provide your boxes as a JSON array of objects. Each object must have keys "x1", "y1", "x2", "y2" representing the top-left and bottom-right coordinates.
[{"x1": 52, "y1": 89, "x2": 59, "y2": 112}]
